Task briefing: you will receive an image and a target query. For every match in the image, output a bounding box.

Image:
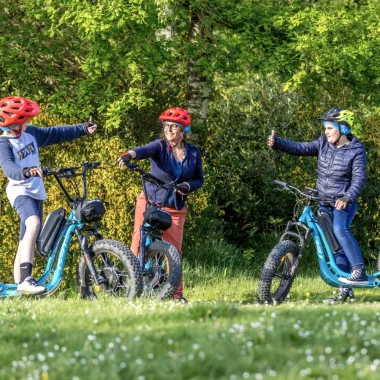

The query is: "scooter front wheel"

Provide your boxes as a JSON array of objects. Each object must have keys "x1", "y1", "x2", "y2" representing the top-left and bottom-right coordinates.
[
  {"x1": 142, "y1": 240, "x2": 182, "y2": 300},
  {"x1": 257, "y1": 240, "x2": 298, "y2": 305},
  {"x1": 77, "y1": 239, "x2": 143, "y2": 300}
]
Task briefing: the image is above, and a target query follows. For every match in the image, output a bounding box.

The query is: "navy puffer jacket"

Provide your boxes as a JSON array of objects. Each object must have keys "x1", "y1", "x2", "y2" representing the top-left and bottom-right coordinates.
[{"x1": 273, "y1": 135, "x2": 366, "y2": 202}]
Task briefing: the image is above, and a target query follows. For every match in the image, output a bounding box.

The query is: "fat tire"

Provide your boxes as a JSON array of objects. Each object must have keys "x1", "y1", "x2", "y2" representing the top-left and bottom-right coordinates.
[
  {"x1": 77, "y1": 239, "x2": 143, "y2": 300},
  {"x1": 257, "y1": 240, "x2": 298, "y2": 305},
  {"x1": 144, "y1": 240, "x2": 182, "y2": 300}
]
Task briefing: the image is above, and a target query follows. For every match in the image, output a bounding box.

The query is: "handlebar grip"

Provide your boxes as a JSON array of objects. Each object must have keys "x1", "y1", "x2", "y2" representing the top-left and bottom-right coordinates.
[
  {"x1": 273, "y1": 180, "x2": 287, "y2": 187},
  {"x1": 127, "y1": 163, "x2": 139, "y2": 171}
]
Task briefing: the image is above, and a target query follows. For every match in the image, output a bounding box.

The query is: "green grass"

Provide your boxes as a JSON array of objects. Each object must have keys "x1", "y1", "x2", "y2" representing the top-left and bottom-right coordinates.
[{"x1": 2, "y1": 240, "x2": 380, "y2": 380}]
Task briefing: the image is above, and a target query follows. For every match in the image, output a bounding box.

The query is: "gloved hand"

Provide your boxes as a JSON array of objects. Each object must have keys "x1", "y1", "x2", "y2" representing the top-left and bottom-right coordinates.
[
  {"x1": 117, "y1": 152, "x2": 132, "y2": 168},
  {"x1": 23, "y1": 166, "x2": 43, "y2": 178},
  {"x1": 176, "y1": 183, "x2": 190, "y2": 195},
  {"x1": 335, "y1": 196, "x2": 352, "y2": 210}
]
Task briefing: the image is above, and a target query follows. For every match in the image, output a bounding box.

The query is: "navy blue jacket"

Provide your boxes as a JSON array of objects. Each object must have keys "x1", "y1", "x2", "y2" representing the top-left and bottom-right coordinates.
[
  {"x1": 273, "y1": 135, "x2": 366, "y2": 202},
  {"x1": 133, "y1": 139, "x2": 204, "y2": 210}
]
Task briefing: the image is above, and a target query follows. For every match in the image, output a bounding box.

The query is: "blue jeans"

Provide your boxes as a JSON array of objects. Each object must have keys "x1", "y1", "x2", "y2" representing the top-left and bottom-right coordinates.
[{"x1": 319, "y1": 203, "x2": 363, "y2": 273}]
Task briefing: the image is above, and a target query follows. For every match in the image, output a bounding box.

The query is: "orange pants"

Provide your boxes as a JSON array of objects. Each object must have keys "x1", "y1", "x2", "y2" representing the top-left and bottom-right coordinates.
[{"x1": 130, "y1": 192, "x2": 187, "y2": 298}]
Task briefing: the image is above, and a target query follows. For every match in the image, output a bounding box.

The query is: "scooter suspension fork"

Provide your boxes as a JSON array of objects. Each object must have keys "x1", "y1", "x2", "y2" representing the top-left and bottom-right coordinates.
[
  {"x1": 138, "y1": 227, "x2": 147, "y2": 272},
  {"x1": 76, "y1": 231, "x2": 106, "y2": 285}
]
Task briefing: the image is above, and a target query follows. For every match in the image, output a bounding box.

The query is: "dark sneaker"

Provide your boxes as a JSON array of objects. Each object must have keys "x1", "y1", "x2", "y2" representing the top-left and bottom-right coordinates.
[
  {"x1": 339, "y1": 267, "x2": 368, "y2": 285},
  {"x1": 17, "y1": 276, "x2": 46, "y2": 295},
  {"x1": 323, "y1": 288, "x2": 354, "y2": 304},
  {"x1": 174, "y1": 296, "x2": 188, "y2": 304}
]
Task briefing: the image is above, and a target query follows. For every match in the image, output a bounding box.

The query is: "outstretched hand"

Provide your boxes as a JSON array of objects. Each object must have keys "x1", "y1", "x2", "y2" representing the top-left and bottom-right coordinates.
[
  {"x1": 267, "y1": 130, "x2": 276, "y2": 147},
  {"x1": 87, "y1": 116, "x2": 97, "y2": 135}
]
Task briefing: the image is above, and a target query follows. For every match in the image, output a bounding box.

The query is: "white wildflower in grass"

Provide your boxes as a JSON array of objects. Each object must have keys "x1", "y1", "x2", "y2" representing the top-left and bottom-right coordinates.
[
  {"x1": 43, "y1": 341, "x2": 49, "y2": 347},
  {"x1": 47, "y1": 352, "x2": 55, "y2": 358},
  {"x1": 306, "y1": 356, "x2": 313, "y2": 362},
  {"x1": 360, "y1": 348, "x2": 368, "y2": 355},
  {"x1": 167, "y1": 339, "x2": 173, "y2": 345},
  {"x1": 136, "y1": 359, "x2": 143, "y2": 365},
  {"x1": 243, "y1": 372, "x2": 250, "y2": 378},
  {"x1": 95, "y1": 343, "x2": 102, "y2": 349},
  {"x1": 187, "y1": 354, "x2": 194, "y2": 361},
  {"x1": 23, "y1": 343, "x2": 28, "y2": 348},
  {"x1": 87, "y1": 335, "x2": 96, "y2": 341},
  {"x1": 192, "y1": 344, "x2": 200, "y2": 350},
  {"x1": 319, "y1": 355, "x2": 325, "y2": 361},
  {"x1": 147, "y1": 354, "x2": 154, "y2": 359},
  {"x1": 37, "y1": 354, "x2": 46, "y2": 362},
  {"x1": 300, "y1": 368, "x2": 312, "y2": 376},
  {"x1": 108, "y1": 342, "x2": 114, "y2": 349},
  {"x1": 115, "y1": 337, "x2": 121, "y2": 343},
  {"x1": 119, "y1": 362, "x2": 126, "y2": 369},
  {"x1": 98, "y1": 354, "x2": 105, "y2": 361},
  {"x1": 350, "y1": 346, "x2": 356, "y2": 353},
  {"x1": 254, "y1": 374, "x2": 263, "y2": 380},
  {"x1": 80, "y1": 358, "x2": 86, "y2": 365},
  {"x1": 53, "y1": 345, "x2": 59, "y2": 351},
  {"x1": 230, "y1": 376, "x2": 237, "y2": 380},
  {"x1": 121, "y1": 345, "x2": 127, "y2": 351},
  {"x1": 92, "y1": 359, "x2": 99, "y2": 365},
  {"x1": 347, "y1": 356, "x2": 355, "y2": 365},
  {"x1": 325, "y1": 347, "x2": 332, "y2": 354}
]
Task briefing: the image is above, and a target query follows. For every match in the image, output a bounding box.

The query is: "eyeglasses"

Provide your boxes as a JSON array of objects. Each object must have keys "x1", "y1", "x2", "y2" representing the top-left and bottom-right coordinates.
[{"x1": 163, "y1": 123, "x2": 182, "y2": 130}]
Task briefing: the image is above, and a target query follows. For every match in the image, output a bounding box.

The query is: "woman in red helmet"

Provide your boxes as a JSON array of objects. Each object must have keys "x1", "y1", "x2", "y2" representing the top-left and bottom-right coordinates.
[
  {"x1": 0, "y1": 96, "x2": 96, "y2": 294},
  {"x1": 117, "y1": 107, "x2": 204, "y2": 303}
]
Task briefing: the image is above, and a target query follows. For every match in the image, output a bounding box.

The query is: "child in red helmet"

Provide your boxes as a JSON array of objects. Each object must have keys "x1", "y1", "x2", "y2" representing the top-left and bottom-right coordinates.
[
  {"x1": 117, "y1": 107, "x2": 204, "y2": 303},
  {"x1": 0, "y1": 96, "x2": 97, "y2": 294}
]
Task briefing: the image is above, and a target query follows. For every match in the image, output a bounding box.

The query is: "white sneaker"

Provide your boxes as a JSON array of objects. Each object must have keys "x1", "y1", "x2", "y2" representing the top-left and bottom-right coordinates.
[{"x1": 17, "y1": 276, "x2": 46, "y2": 295}]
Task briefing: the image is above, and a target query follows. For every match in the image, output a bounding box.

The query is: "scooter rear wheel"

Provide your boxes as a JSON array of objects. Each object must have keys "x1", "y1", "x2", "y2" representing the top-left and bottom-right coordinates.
[{"x1": 257, "y1": 240, "x2": 298, "y2": 305}]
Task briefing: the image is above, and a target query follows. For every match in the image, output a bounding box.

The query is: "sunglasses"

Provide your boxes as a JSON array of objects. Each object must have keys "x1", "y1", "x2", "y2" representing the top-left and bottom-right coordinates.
[{"x1": 163, "y1": 123, "x2": 182, "y2": 130}]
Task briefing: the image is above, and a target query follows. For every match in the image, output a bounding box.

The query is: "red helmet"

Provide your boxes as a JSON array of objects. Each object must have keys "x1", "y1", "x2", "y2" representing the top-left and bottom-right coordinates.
[
  {"x1": 0, "y1": 96, "x2": 40, "y2": 127},
  {"x1": 159, "y1": 107, "x2": 191, "y2": 127}
]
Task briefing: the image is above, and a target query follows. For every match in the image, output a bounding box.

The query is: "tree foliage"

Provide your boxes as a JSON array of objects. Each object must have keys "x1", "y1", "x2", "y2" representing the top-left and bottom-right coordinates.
[{"x1": 2, "y1": 0, "x2": 380, "y2": 281}]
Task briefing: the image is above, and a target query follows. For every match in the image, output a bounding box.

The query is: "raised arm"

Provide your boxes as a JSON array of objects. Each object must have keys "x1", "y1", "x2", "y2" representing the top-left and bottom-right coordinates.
[
  {"x1": 26, "y1": 124, "x2": 89, "y2": 148},
  {"x1": 269, "y1": 130, "x2": 320, "y2": 157}
]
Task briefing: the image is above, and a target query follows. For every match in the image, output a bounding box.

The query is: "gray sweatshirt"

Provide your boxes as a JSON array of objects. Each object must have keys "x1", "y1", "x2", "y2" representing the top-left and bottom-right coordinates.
[{"x1": 0, "y1": 124, "x2": 88, "y2": 206}]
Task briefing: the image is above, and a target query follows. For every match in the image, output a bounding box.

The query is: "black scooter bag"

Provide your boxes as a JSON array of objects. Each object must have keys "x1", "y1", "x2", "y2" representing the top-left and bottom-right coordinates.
[{"x1": 317, "y1": 211, "x2": 342, "y2": 253}]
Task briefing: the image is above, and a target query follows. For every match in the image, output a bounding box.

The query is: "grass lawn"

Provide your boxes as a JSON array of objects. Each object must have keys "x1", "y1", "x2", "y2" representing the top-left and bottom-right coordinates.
[{"x1": 2, "y1": 271, "x2": 380, "y2": 380}]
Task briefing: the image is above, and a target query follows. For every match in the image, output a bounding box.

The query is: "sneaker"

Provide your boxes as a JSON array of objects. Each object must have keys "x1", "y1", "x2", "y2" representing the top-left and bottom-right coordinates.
[
  {"x1": 17, "y1": 276, "x2": 46, "y2": 295},
  {"x1": 323, "y1": 288, "x2": 354, "y2": 305},
  {"x1": 174, "y1": 296, "x2": 188, "y2": 304},
  {"x1": 339, "y1": 267, "x2": 368, "y2": 285}
]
